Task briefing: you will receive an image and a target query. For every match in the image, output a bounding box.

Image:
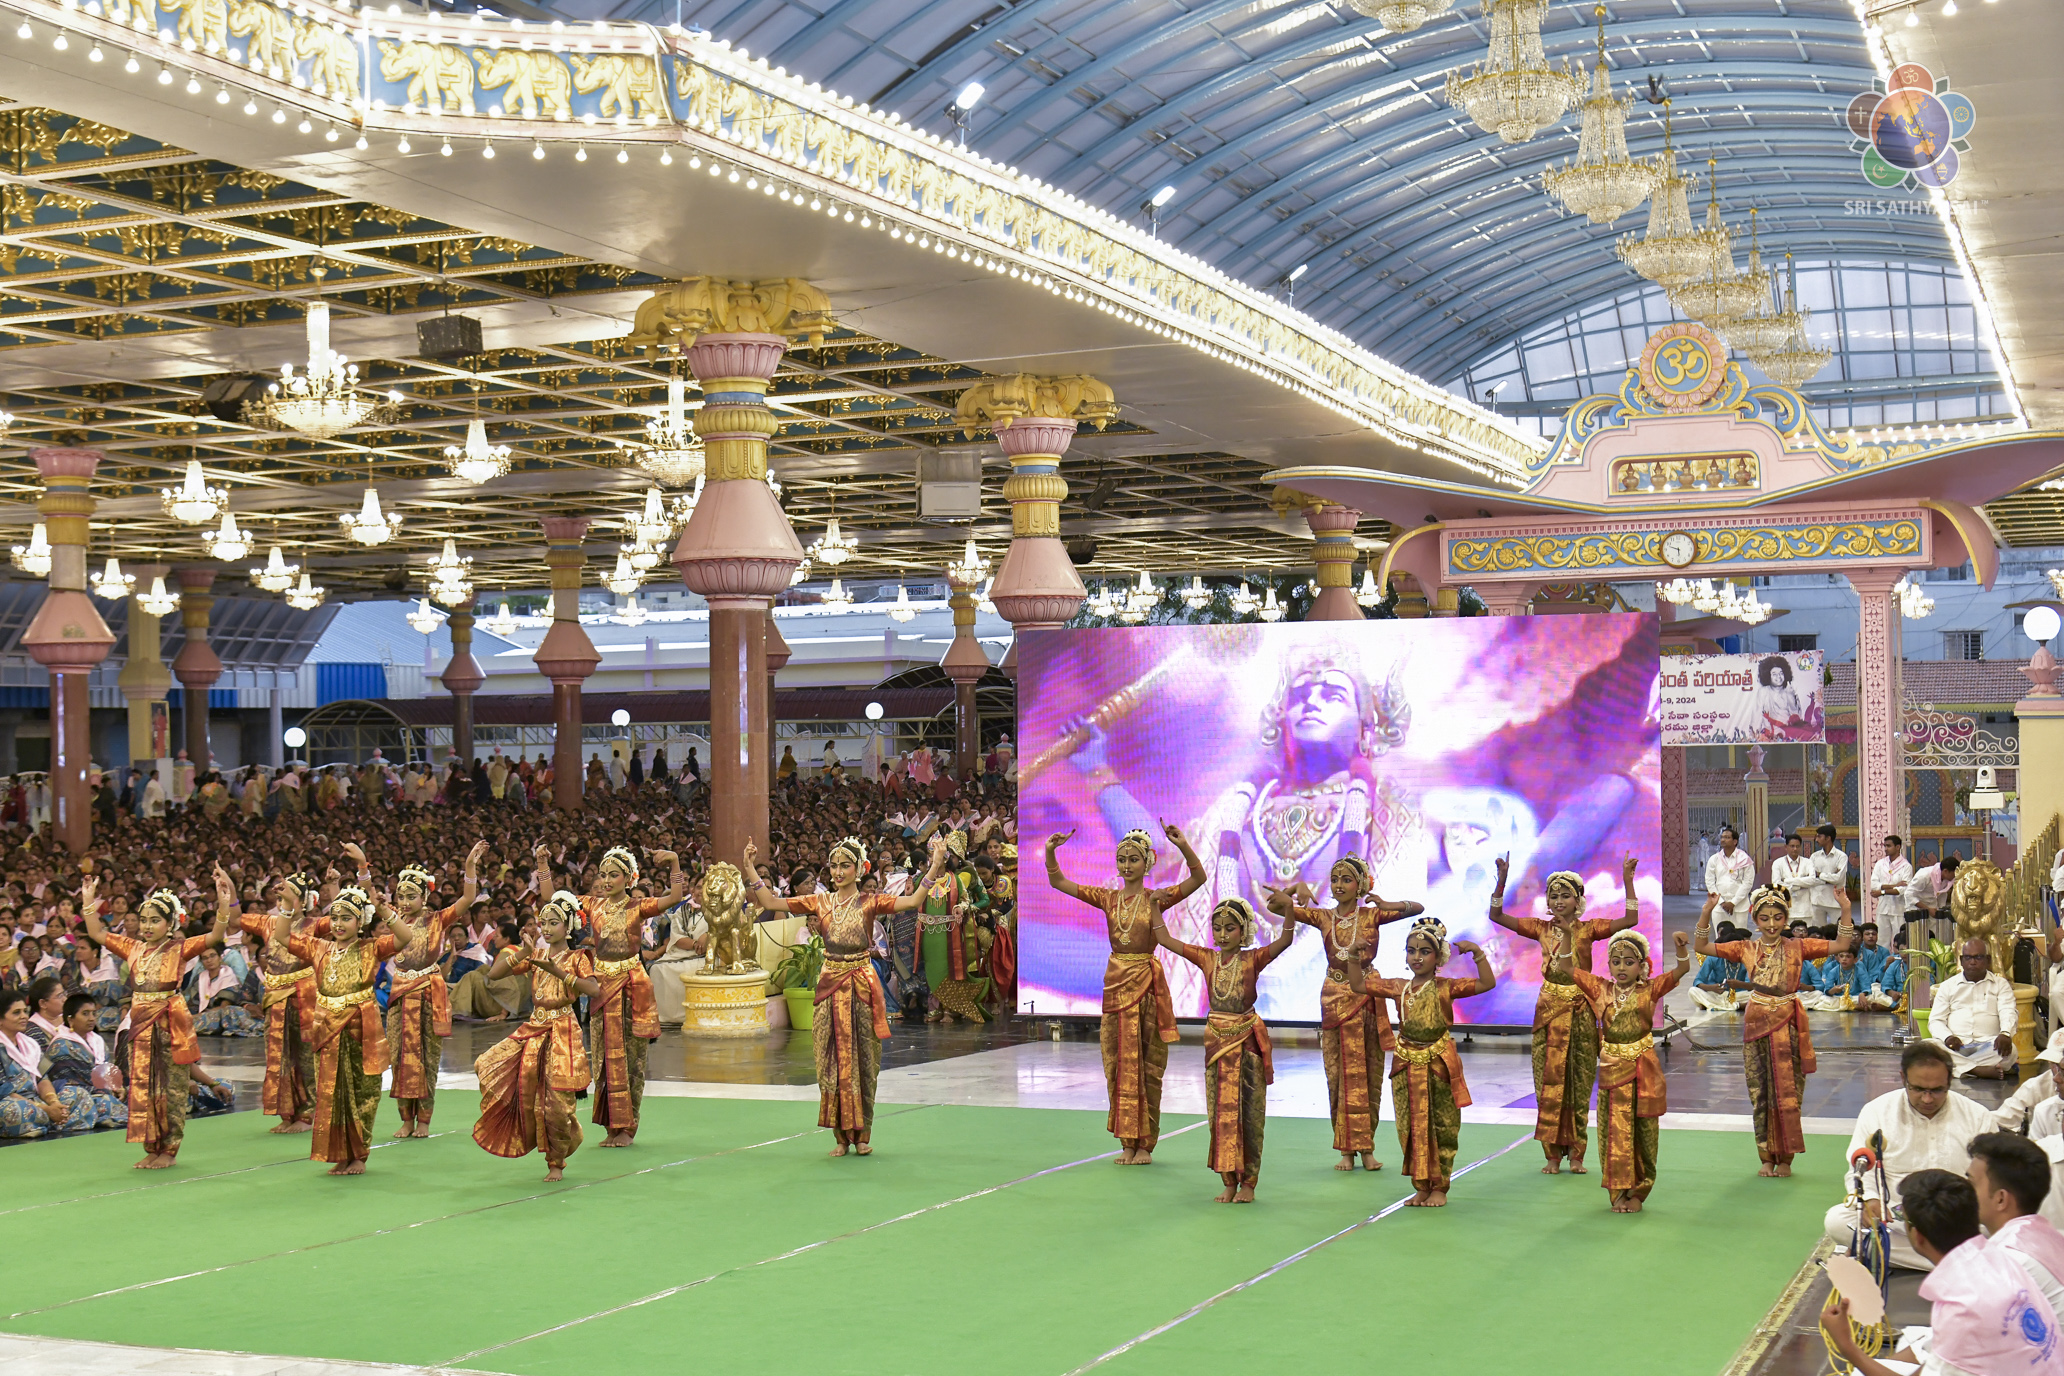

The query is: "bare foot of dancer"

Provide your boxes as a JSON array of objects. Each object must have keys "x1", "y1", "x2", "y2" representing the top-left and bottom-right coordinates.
[
  {"x1": 412, "y1": 1123, "x2": 431, "y2": 1139},
  {"x1": 327, "y1": 1162, "x2": 351, "y2": 1176},
  {"x1": 391, "y1": 1123, "x2": 416, "y2": 1140},
  {"x1": 1773, "y1": 1162, "x2": 1793, "y2": 1178},
  {"x1": 1362, "y1": 1154, "x2": 1384, "y2": 1172},
  {"x1": 287, "y1": 1119, "x2": 313, "y2": 1134},
  {"x1": 1233, "y1": 1183, "x2": 1256, "y2": 1203},
  {"x1": 342, "y1": 1160, "x2": 366, "y2": 1176},
  {"x1": 544, "y1": 1164, "x2": 565, "y2": 1182},
  {"x1": 856, "y1": 1142, "x2": 872, "y2": 1156},
  {"x1": 135, "y1": 1154, "x2": 172, "y2": 1170},
  {"x1": 1133, "y1": 1151, "x2": 1152, "y2": 1166},
  {"x1": 1424, "y1": 1189, "x2": 1448, "y2": 1207},
  {"x1": 829, "y1": 1142, "x2": 847, "y2": 1157},
  {"x1": 1624, "y1": 1198, "x2": 1643, "y2": 1212},
  {"x1": 1214, "y1": 1181, "x2": 1237, "y2": 1203},
  {"x1": 1406, "y1": 1189, "x2": 1434, "y2": 1207},
  {"x1": 1569, "y1": 1154, "x2": 1588, "y2": 1175},
  {"x1": 1334, "y1": 1154, "x2": 1356, "y2": 1172},
  {"x1": 269, "y1": 1121, "x2": 297, "y2": 1134}
]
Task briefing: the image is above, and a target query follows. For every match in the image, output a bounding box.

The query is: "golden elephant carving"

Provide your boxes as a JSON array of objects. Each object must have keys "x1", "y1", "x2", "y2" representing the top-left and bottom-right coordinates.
[
  {"x1": 474, "y1": 49, "x2": 573, "y2": 121},
  {"x1": 956, "y1": 373, "x2": 1120, "y2": 435},
  {"x1": 624, "y1": 278, "x2": 836, "y2": 358},
  {"x1": 379, "y1": 39, "x2": 476, "y2": 115},
  {"x1": 569, "y1": 52, "x2": 665, "y2": 122},
  {"x1": 294, "y1": 18, "x2": 360, "y2": 99}
]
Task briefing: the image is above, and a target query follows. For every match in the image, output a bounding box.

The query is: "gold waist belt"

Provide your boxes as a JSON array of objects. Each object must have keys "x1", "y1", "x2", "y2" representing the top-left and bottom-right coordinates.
[
  {"x1": 262, "y1": 968, "x2": 313, "y2": 990},
  {"x1": 1394, "y1": 1035, "x2": 1452, "y2": 1067},
  {"x1": 1110, "y1": 952, "x2": 1156, "y2": 964},
  {"x1": 132, "y1": 989, "x2": 177, "y2": 1005},
  {"x1": 1538, "y1": 979, "x2": 1583, "y2": 1002},
  {"x1": 822, "y1": 954, "x2": 873, "y2": 972},
  {"x1": 317, "y1": 987, "x2": 373, "y2": 1011},
  {"x1": 920, "y1": 914, "x2": 956, "y2": 928},
  {"x1": 1601, "y1": 1034, "x2": 1655, "y2": 1061},
  {"x1": 593, "y1": 955, "x2": 642, "y2": 977},
  {"x1": 529, "y1": 1004, "x2": 574, "y2": 1024},
  {"x1": 1749, "y1": 991, "x2": 1796, "y2": 1008}
]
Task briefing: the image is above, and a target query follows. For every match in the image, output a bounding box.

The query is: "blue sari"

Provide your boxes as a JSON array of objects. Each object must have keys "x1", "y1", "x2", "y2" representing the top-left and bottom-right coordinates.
[{"x1": 45, "y1": 1035, "x2": 125, "y2": 1130}]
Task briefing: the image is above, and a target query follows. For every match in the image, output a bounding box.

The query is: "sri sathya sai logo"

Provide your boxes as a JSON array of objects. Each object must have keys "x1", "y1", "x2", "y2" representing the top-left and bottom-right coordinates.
[{"x1": 1847, "y1": 63, "x2": 1976, "y2": 190}]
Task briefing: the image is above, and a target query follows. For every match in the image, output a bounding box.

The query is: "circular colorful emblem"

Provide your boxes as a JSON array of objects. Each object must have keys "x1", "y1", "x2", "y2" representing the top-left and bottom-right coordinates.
[
  {"x1": 1637, "y1": 323, "x2": 1728, "y2": 411},
  {"x1": 1850, "y1": 64, "x2": 1975, "y2": 192}
]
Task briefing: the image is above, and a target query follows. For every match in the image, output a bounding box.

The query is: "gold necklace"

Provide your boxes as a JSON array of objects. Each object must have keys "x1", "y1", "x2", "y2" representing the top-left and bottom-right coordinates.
[
  {"x1": 1329, "y1": 906, "x2": 1363, "y2": 962},
  {"x1": 1111, "y1": 890, "x2": 1150, "y2": 944},
  {"x1": 1210, "y1": 949, "x2": 1245, "y2": 1002}
]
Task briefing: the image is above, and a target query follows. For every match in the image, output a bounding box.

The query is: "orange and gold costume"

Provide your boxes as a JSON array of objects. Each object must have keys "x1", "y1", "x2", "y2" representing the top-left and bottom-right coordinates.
[
  {"x1": 789, "y1": 891, "x2": 899, "y2": 1136},
  {"x1": 1076, "y1": 885, "x2": 1183, "y2": 1157},
  {"x1": 473, "y1": 950, "x2": 594, "y2": 1168},
  {"x1": 1286, "y1": 904, "x2": 1393, "y2": 1156},
  {"x1": 100, "y1": 932, "x2": 212, "y2": 1157},
  {"x1": 287, "y1": 930, "x2": 402, "y2": 1164},
  {"x1": 386, "y1": 900, "x2": 466, "y2": 1124},
  {"x1": 1569, "y1": 966, "x2": 1683, "y2": 1202},
  {"x1": 1161, "y1": 930, "x2": 1294, "y2": 1187},
  {"x1": 579, "y1": 893, "x2": 670, "y2": 1140},
  {"x1": 1369, "y1": 974, "x2": 1483, "y2": 1195},
  {"x1": 238, "y1": 912, "x2": 322, "y2": 1125},
  {"x1": 1709, "y1": 935, "x2": 1834, "y2": 1166},
  {"x1": 1507, "y1": 915, "x2": 1619, "y2": 1164}
]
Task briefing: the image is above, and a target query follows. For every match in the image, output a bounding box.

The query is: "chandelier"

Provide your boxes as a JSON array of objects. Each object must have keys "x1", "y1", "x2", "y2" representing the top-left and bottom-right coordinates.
[
  {"x1": 627, "y1": 373, "x2": 706, "y2": 487},
  {"x1": 426, "y1": 537, "x2": 474, "y2": 606},
  {"x1": 1085, "y1": 583, "x2": 1121, "y2": 619},
  {"x1": 251, "y1": 545, "x2": 298, "y2": 593},
  {"x1": 444, "y1": 416, "x2": 512, "y2": 486},
  {"x1": 1229, "y1": 581, "x2": 1260, "y2": 617},
  {"x1": 1543, "y1": 6, "x2": 1658, "y2": 224},
  {"x1": 603, "y1": 550, "x2": 643, "y2": 597},
  {"x1": 810, "y1": 517, "x2": 858, "y2": 568},
  {"x1": 1257, "y1": 585, "x2": 1286, "y2": 622},
  {"x1": 1681, "y1": 577, "x2": 1772, "y2": 624},
  {"x1": 820, "y1": 577, "x2": 853, "y2": 608},
  {"x1": 286, "y1": 567, "x2": 325, "y2": 611},
  {"x1": 1894, "y1": 574, "x2": 1935, "y2": 620},
  {"x1": 947, "y1": 538, "x2": 991, "y2": 588},
  {"x1": 1444, "y1": 0, "x2": 1580, "y2": 145},
  {"x1": 1749, "y1": 254, "x2": 1831, "y2": 388},
  {"x1": 1182, "y1": 575, "x2": 1213, "y2": 611},
  {"x1": 1345, "y1": 0, "x2": 1455, "y2": 32},
  {"x1": 10, "y1": 523, "x2": 49, "y2": 576},
  {"x1": 1616, "y1": 108, "x2": 1721, "y2": 289},
  {"x1": 889, "y1": 584, "x2": 917, "y2": 622},
  {"x1": 1667, "y1": 163, "x2": 1766, "y2": 332},
  {"x1": 1126, "y1": 570, "x2": 1162, "y2": 615},
  {"x1": 246, "y1": 268, "x2": 401, "y2": 440},
  {"x1": 1722, "y1": 211, "x2": 1791, "y2": 357},
  {"x1": 338, "y1": 487, "x2": 403, "y2": 546},
  {"x1": 976, "y1": 576, "x2": 996, "y2": 616},
  {"x1": 91, "y1": 555, "x2": 134, "y2": 600},
  {"x1": 1356, "y1": 567, "x2": 1386, "y2": 608},
  {"x1": 406, "y1": 598, "x2": 447, "y2": 634},
  {"x1": 632, "y1": 486, "x2": 675, "y2": 546},
  {"x1": 200, "y1": 509, "x2": 250, "y2": 563},
  {"x1": 484, "y1": 602, "x2": 519, "y2": 636},
  {"x1": 161, "y1": 458, "x2": 227, "y2": 525},
  {"x1": 1656, "y1": 577, "x2": 1700, "y2": 605},
  {"x1": 790, "y1": 555, "x2": 814, "y2": 587},
  {"x1": 614, "y1": 602, "x2": 649, "y2": 627},
  {"x1": 137, "y1": 573, "x2": 181, "y2": 616},
  {"x1": 624, "y1": 534, "x2": 665, "y2": 573}
]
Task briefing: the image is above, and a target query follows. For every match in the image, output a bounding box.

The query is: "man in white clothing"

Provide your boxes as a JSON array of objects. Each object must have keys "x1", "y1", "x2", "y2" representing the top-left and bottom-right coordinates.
[
  {"x1": 1904, "y1": 851, "x2": 1960, "y2": 920},
  {"x1": 1770, "y1": 832, "x2": 1818, "y2": 923},
  {"x1": 1809, "y1": 823, "x2": 1849, "y2": 926},
  {"x1": 1824, "y1": 1041, "x2": 1996, "y2": 1270},
  {"x1": 1970, "y1": 1132, "x2": 2064, "y2": 1321},
  {"x1": 140, "y1": 770, "x2": 166, "y2": 819},
  {"x1": 1868, "y1": 834, "x2": 1914, "y2": 933},
  {"x1": 1932, "y1": 939, "x2": 2019, "y2": 1079},
  {"x1": 1700, "y1": 825, "x2": 1756, "y2": 925}
]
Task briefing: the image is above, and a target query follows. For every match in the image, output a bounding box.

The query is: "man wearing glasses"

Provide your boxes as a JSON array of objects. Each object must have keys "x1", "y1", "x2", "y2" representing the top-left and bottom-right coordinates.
[{"x1": 1823, "y1": 1041, "x2": 1995, "y2": 1271}]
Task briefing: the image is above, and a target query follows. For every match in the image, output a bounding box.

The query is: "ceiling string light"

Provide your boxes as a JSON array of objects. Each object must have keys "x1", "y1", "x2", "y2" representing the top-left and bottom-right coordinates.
[
  {"x1": 603, "y1": 549, "x2": 643, "y2": 597},
  {"x1": 1356, "y1": 567, "x2": 1386, "y2": 608},
  {"x1": 286, "y1": 561, "x2": 327, "y2": 610},
  {"x1": 406, "y1": 597, "x2": 447, "y2": 634},
  {"x1": 888, "y1": 584, "x2": 917, "y2": 622},
  {"x1": 1543, "y1": 5, "x2": 1658, "y2": 225},
  {"x1": 820, "y1": 576, "x2": 853, "y2": 608},
  {"x1": 1256, "y1": 583, "x2": 1286, "y2": 623},
  {"x1": 91, "y1": 554, "x2": 134, "y2": 600},
  {"x1": 247, "y1": 266, "x2": 401, "y2": 439},
  {"x1": 810, "y1": 515, "x2": 859, "y2": 568},
  {"x1": 1444, "y1": 0, "x2": 1581, "y2": 145},
  {"x1": 444, "y1": 415, "x2": 512, "y2": 485},
  {"x1": 1229, "y1": 580, "x2": 1260, "y2": 618},
  {"x1": 484, "y1": 601, "x2": 520, "y2": 636},
  {"x1": 1181, "y1": 575, "x2": 1213, "y2": 611},
  {"x1": 946, "y1": 538, "x2": 991, "y2": 588}
]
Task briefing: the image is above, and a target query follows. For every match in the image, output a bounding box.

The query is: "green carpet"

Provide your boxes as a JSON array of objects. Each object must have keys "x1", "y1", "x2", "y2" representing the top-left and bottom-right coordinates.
[{"x1": 0, "y1": 1098, "x2": 1837, "y2": 1375}]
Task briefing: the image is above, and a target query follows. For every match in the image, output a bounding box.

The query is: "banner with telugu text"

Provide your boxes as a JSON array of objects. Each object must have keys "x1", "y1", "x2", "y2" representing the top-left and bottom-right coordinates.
[{"x1": 1660, "y1": 650, "x2": 1825, "y2": 745}]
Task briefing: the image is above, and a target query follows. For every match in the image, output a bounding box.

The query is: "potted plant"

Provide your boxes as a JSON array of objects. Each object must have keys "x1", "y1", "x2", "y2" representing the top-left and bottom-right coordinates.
[{"x1": 766, "y1": 934, "x2": 826, "y2": 1032}]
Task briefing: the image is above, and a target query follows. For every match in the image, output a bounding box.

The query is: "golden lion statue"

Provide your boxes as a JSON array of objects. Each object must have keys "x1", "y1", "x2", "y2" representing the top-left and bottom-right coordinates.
[
  {"x1": 699, "y1": 861, "x2": 759, "y2": 975},
  {"x1": 1949, "y1": 858, "x2": 2012, "y2": 977}
]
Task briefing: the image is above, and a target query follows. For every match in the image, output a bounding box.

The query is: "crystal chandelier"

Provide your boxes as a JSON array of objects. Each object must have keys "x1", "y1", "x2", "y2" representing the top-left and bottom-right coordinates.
[
  {"x1": 426, "y1": 537, "x2": 474, "y2": 607},
  {"x1": 1616, "y1": 107, "x2": 1721, "y2": 289},
  {"x1": 810, "y1": 517, "x2": 858, "y2": 568},
  {"x1": 1345, "y1": 0, "x2": 1456, "y2": 33},
  {"x1": 947, "y1": 538, "x2": 991, "y2": 588},
  {"x1": 976, "y1": 578, "x2": 996, "y2": 616},
  {"x1": 406, "y1": 598, "x2": 446, "y2": 634},
  {"x1": 1722, "y1": 212, "x2": 1790, "y2": 357},
  {"x1": 1894, "y1": 574, "x2": 1935, "y2": 620},
  {"x1": 91, "y1": 555, "x2": 134, "y2": 600},
  {"x1": 603, "y1": 550, "x2": 643, "y2": 597},
  {"x1": 200, "y1": 509, "x2": 250, "y2": 562},
  {"x1": 484, "y1": 602, "x2": 519, "y2": 636},
  {"x1": 1356, "y1": 567, "x2": 1386, "y2": 608},
  {"x1": 1445, "y1": 0, "x2": 1580, "y2": 145},
  {"x1": 1085, "y1": 583, "x2": 1120, "y2": 619},
  {"x1": 1126, "y1": 570, "x2": 1162, "y2": 615},
  {"x1": 888, "y1": 584, "x2": 917, "y2": 622},
  {"x1": 614, "y1": 602, "x2": 649, "y2": 627},
  {"x1": 1257, "y1": 585, "x2": 1286, "y2": 623},
  {"x1": 444, "y1": 416, "x2": 512, "y2": 486},
  {"x1": 790, "y1": 555, "x2": 814, "y2": 587},
  {"x1": 624, "y1": 535, "x2": 664, "y2": 573},
  {"x1": 1229, "y1": 581, "x2": 1260, "y2": 617},
  {"x1": 10, "y1": 523, "x2": 50, "y2": 576},
  {"x1": 137, "y1": 573, "x2": 181, "y2": 615},
  {"x1": 627, "y1": 373, "x2": 706, "y2": 487},
  {"x1": 1656, "y1": 577, "x2": 1700, "y2": 606},
  {"x1": 161, "y1": 458, "x2": 227, "y2": 525},
  {"x1": 632, "y1": 486, "x2": 674, "y2": 546},
  {"x1": 1750, "y1": 254, "x2": 1831, "y2": 388},
  {"x1": 247, "y1": 268, "x2": 401, "y2": 440},
  {"x1": 286, "y1": 567, "x2": 325, "y2": 611},
  {"x1": 820, "y1": 577, "x2": 853, "y2": 608},
  {"x1": 251, "y1": 545, "x2": 298, "y2": 593},
  {"x1": 338, "y1": 488, "x2": 403, "y2": 546},
  {"x1": 1667, "y1": 163, "x2": 1765, "y2": 332},
  {"x1": 1182, "y1": 575, "x2": 1213, "y2": 611},
  {"x1": 1543, "y1": 6, "x2": 1657, "y2": 224}
]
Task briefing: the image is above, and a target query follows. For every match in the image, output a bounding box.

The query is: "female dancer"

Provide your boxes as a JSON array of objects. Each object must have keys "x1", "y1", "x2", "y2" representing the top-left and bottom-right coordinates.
[
  {"x1": 81, "y1": 870, "x2": 235, "y2": 1168},
  {"x1": 237, "y1": 871, "x2": 322, "y2": 1134},
  {"x1": 1350, "y1": 917, "x2": 1495, "y2": 1207},
  {"x1": 918, "y1": 830, "x2": 990, "y2": 1023},
  {"x1": 472, "y1": 889, "x2": 598, "y2": 1181},
  {"x1": 743, "y1": 833, "x2": 947, "y2": 1157},
  {"x1": 287, "y1": 888, "x2": 416, "y2": 1175},
  {"x1": 1152, "y1": 896, "x2": 1295, "y2": 1202},
  {"x1": 1047, "y1": 823, "x2": 1205, "y2": 1165},
  {"x1": 1265, "y1": 857, "x2": 1422, "y2": 1172},
  {"x1": 1695, "y1": 883, "x2": 1853, "y2": 1176},
  {"x1": 534, "y1": 844, "x2": 686, "y2": 1148},
  {"x1": 351, "y1": 839, "x2": 485, "y2": 1139},
  {"x1": 1489, "y1": 856, "x2": 1640, "y2": 1175},
  {"x1": 1556, "y1": 929, "x2": 1690, "y2": 1212}
]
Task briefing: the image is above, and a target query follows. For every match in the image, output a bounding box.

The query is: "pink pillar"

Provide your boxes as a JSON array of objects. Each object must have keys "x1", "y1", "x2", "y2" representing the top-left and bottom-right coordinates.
[
  {"x1": 988, "y1": 417, "x2": 1086, "y2": 631},
  {"x1": 1304, "y1": 504, "x2": 1364, "y2": 621},
  {"x1": 440, "y1": 595, "x2": 484, "y2": 763},
  {"x1": 534, "y1": 519, "x2": 598, "y2": 810},
  {"x1": 763, "y1": 611, "x2": 789, "y2": 791},
  {"x1": 1660, "y1": 745, "x2": 1688, "y2": 895},
  {"x1": 1474, "y1": 581, "x2": 1535, "y2": 617},
  {"x1": 21, "y1": 448, "x2": 115, "y2": 853},
  {"x1": 171, "y1": 567, "x2": 222, "y2": 772},
  {"x1": 1848, "y1": 570, "x2": 1908, "y2": 848},
  {"x1": 672, "y1": 333, "x2": 805, "y2": 864}
]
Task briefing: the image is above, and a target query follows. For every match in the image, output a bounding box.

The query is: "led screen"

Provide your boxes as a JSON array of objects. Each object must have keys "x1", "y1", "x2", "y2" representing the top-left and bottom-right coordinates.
[{"x1": 1015, "y1": 615, "x2": 1662, "y2": 1026}]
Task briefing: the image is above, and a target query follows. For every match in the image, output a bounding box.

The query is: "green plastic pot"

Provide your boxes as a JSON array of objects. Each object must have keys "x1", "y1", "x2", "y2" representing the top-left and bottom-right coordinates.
[
  {"x1": 1912, "y1": 1009, "x2": 1929, "y2": 1040},
  {"x1": 784, "y1": 986, "x2": 816, "y2": 1032}
]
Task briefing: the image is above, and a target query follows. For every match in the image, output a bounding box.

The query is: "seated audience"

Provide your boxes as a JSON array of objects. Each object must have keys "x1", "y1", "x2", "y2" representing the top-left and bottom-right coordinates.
[
  {"x1": 1970, "y1": 1132, "x2": 2064, "y2": 1319},
  {"x1": 1932, "y1": 939, "x2": 2020, "y2": 1079},
  {"x1": 1826, "y1": 1042, "x2": 1995, "y2": 1270}
]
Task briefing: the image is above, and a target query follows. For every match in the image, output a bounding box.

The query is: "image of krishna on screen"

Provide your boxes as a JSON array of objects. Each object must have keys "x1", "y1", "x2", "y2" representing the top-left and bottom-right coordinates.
[{"x1": 1014, "y1": 615, "x2": 1662, "y2": 1026}]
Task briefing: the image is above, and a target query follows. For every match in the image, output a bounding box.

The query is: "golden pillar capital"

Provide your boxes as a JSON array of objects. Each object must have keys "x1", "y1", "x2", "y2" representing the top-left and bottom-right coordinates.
[
  {"x1": 954, "y1": 373, "x2": 1119, "y2": 434},
  {"x1": 625, "y1": 277, "x2": 835, "y2": 359}
]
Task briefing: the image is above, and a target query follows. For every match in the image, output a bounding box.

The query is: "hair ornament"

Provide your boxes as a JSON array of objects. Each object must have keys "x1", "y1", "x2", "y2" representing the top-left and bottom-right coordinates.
[
  {"x1": 140, "y1": 888, "x2": 186, "y2": 924},
  {"x1": 1408, "y1": 914, "x2": 1451, "y2": 965},
  {"x1": 601, "y1": 846, "x2": 640, "y2": 881}
]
